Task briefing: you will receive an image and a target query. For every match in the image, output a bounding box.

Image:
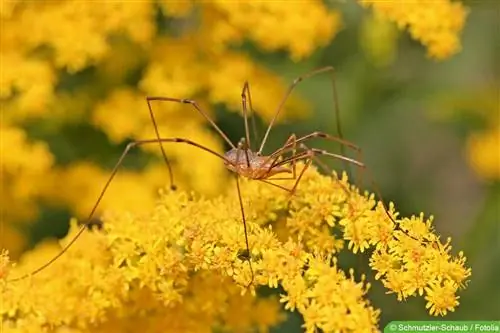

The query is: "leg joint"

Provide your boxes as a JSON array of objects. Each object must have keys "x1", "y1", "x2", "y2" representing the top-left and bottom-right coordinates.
[
  {"x1": 293, "y1": 77, "x2": 303, "y2": 85},
  {"x1": 126, "y1": 141, "x2": 138, "y2": 150},
  {"x1": 311, "y1": 131, "x2": 327, "y2": 138}
]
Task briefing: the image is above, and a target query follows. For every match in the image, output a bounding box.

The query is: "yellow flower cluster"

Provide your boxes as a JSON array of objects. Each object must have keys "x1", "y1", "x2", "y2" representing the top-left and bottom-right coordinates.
[
  {"x1": 372, "y1": 217, "x2": 471, "y2": 315},
  {"x1": 359, "y1": 0, "x2": 469, "y2": 60},
  {"x1": 207, "y1": 1, "x2": 342, "y2": 61},
  {"x1": 1, "y1": 1, "x2": 341, "y2": 256},
  {"x1": 467, "y1": 124, "x2": 500, "y2": 181},
  {"x1": 0, "y1": 124, "x2": 54, "y2": 256},
  {"x1": 2, "y1": 167, "x2": 470, "y2": 332}
]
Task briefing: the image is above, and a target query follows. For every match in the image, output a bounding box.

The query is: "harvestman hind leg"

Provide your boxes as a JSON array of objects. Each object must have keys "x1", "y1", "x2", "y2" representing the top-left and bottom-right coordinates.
[
  {"x1": 254, "y1": 66, "x2": 363, "y2": 192},
  {"x1": 264, "y1": 131, "x2": 363, "y2": 178},
  {"x1": 283, "y1": 143, "x2": 399, "y2": 231},
  {"x1": 268, "y1": 144, "x2": 373, "y2": 265},
  {"x1": 281, "y1": 148, "x2": 365, "y2": 196},
  {"x1": 258, "y1": 67, "x2": 347, "y2": 161},
  {"x1": 8, "y1": 137, "x2": 233, "y2": 283},
  {"x1": 258, "y1": 132, "x2": 365, "y2": 195},
  {"x1": 281, "y1": 144, "x2": 425, "y2": 270},
  {"x1": 297, "y1": 143, "x2": 365, "y2": 247}
]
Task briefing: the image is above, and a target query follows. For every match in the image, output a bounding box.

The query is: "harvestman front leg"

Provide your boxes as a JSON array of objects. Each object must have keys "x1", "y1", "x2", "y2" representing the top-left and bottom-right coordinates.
[
  {"x1": 234, "y1": 140, "x2": 255, "y2": 287},
  {"x1": 8, "y1": 137, "x2": 232, "y2": 283},
  {"x1": 255, "y1": 67, "x2": 359, "y2": 191},
  {"x1": 278, "y1": 144, "x2": 400, "y2": 228},
  {"x1": 264, "y1": 134, "x2": 299, "y2": 181},
  {"x1": 255, "y1": 134, "x2": 300, "y2": 193},
  {"x1": 241, "y1": 82, "x2": 260, "y2": 151},
  {"x1": 258, "y1": 67, "x2": 345, "y2": 156},
  {"x1": 146, "y1": 96, "x2": 238, "y2": 189},
  {"x1": 145, "y1": 98, "x2": 175, "y2": 190}
]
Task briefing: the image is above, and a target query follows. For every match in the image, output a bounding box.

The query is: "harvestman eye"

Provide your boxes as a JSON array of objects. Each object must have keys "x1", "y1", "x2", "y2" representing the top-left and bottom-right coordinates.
[{"x1": 9, "y1": 67, "x2": 399, "y2": 288}]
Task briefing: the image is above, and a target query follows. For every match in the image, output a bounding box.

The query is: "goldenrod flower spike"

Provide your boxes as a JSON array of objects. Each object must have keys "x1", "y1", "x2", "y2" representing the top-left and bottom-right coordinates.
[{"x1": 2, "y1": 167, "x2": 470, "y2": 332}]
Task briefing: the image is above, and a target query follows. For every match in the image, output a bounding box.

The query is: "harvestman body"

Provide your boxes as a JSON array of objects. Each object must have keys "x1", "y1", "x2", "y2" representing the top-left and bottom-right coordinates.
[{"x1": 9, "y1": 67, "x2": 375, "y2": 286}]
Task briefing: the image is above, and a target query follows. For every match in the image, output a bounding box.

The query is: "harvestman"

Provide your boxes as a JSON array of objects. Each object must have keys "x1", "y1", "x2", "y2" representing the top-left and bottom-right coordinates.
[{"x1": 9, "y1": 67, "x2": 385, "y2": 286}]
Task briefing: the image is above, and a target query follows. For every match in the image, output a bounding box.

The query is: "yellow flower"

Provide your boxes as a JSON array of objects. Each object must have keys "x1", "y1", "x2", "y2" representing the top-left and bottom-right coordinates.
[
  {"x1": 467, "y1": 124, "x2": 500, "y2": 180},
  {"x1": 205, "y1": 52, "x2": 310, "y2": 123},
  {"x1": 425, "y1": 280, "x2": 460, "y2": 316},
  {"x1": 208, "y1": 1, "x2": 342, "y2": 61},
  {"x1": 383, "y1": 269, "x2": 412, "y2": 301},
  {"x1": 370, "y1": 249, "x2": 396, "y2": 280},
  {"x1": 446, "y1": 251, "x2": 472, "y2": 289},
  {"x1": 0, "y1": 53, "x2": 55, "y2": 120},
  {"x1": 0, "y1": 124, "x2": 54, "y2": 255},
  {"x1": 359, "y1": 0, "x2": 469, "y2": 60}
]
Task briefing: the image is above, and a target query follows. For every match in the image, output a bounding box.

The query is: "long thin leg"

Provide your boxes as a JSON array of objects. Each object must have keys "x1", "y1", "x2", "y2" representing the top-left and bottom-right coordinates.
[
  {"x1": 258, "y1": 66, "x2": 342, "y2": 155},
  {"x1": 274, "y1": 147, "x2": 371, "y2": 237},
  {"x1": 269, "y1": 131, "x2": 360, "y2": 161},
  {"x1": 235, "y1": 174, "x2": 255, "y2": 288},
  {"x1": 269, "y1": 146, "x2": 367, "y2": 259},
  {"x1": 261, "y1": 134, "x2": 298, "y2": 181},
  {"x1": 238, "y1": 138, "x2": 252, "y2": 168},
  {"x1": 260, "y1": 152, "x2": 314, "y2": 195},
  {"x1": 266, "y1": 130, "x2": 365, "y2": 189},
  {"x1": 146, "y1": 97, "x2": 236, "y2": 188},
  {"x1": 297, "y1": 143, "x2": 364, "y2": 252},
  {"x1": 289, "y1": 153, "x2": 314, "y2": 195},
  {"x1": 273, "y1": 148, "x2": 365, "y2": 170},
  {"x1": 258, "y1": 179, "x2": 294, "y2": 192},
  {"x1": 241, "y1": 82, "x2": 252, "y2": 151},
  {"x1": 233, "y1": 140, "x2": 255, "y2": 287},
  {"x1": 285, "y1": 147, "x2": 400, "y2": 231},
  {"x1": 263, "y1": 146, "x2": 366, "y2": 195},
  {"x1": 8, "y1": 137, "x2": 234, "y2": 283},
  {"x1": 255, "y1": 135, "x2": 363, "y2": 197},
  {"x1": 145, "y1": 98, "x2": 176, "y2": 190},
  {"x1": 327, "y1": 67, "x2": 348, "y2": 171},
  {"x1": 251, "y1": 131, "x2": 363, "y2": 184},
  {"x1": 265, "y1": 143, "x2": 420, "y2": 253},
  {"x1": 147, "y1": 97, "x2": 235, "y2": 149},
  {"x1": 241, "y1": 81, "x2": 260, "y2": 152}
]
